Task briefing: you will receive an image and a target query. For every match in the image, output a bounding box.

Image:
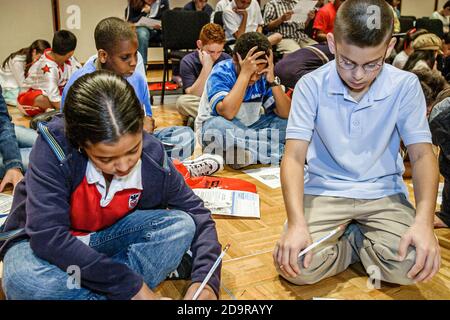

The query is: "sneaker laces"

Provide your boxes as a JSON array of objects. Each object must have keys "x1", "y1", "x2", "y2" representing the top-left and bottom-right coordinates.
[{"x1": 187, "y1": 160, "x2": 218, "y2": 177}]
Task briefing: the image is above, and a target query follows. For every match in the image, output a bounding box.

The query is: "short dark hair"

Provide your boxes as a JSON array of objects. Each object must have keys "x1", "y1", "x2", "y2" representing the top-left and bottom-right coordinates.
[
  {"x1": 444, "y1": 1, "x2": 450, "y2": 9},
  {"x1": 334, "y1": 0, "x2": 394, "y2": 47},
  {"x1": 413, "y1": 69, "x2": 448, "y2": 106},
  {"x1": 95, "y1": 17, "x2": 137, "y2": 53},
  {"x1": 233, "y1": 32, "x2": 271, "y2": 59},
  {"x1": 52, "y1": 30, "x2": 77, "y2": 56},
  {"x1": 403, "y1": 50, "x2": 436, "y2": 71},
  {"x1": 64, "y1": 70, "x2": 144, "y2": 148}
]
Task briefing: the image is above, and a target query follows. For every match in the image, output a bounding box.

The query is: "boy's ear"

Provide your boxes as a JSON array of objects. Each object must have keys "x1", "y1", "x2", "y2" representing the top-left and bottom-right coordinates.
[
  {"x1": 197, "y1": 40, "x2": 203, "y2": 50},
  {"x1": 327, "y1": 33, "x2": 336, "y2": 55},
  {"x1": 385, "y1": 37, "x2": 397, "y2": 59},
  {"x1": 98, "y1": 49, "x2": 108, "y2": 64}
]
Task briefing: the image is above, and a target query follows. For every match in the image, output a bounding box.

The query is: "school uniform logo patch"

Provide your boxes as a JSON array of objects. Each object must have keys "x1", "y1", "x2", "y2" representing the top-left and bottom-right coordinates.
[{"x1": 128, "y1": 193, "x2": 141, "y2": 209}]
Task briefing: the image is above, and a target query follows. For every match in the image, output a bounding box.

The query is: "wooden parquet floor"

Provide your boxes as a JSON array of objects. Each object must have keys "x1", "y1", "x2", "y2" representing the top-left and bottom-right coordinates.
[{"x1": 1, "y1": 69, "x2": 450, "y2": 300}]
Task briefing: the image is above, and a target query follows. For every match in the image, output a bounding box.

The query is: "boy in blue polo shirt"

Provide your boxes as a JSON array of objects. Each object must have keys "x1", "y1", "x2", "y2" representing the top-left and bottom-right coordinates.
[{"x1": 274, "y1": 0, "x2": 441, "y2": 286}]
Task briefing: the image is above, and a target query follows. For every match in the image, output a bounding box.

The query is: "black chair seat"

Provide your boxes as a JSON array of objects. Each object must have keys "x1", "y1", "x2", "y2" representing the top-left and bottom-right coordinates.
[{"x1": 160, "y1": 10, "x2": 210, "y2": 104}]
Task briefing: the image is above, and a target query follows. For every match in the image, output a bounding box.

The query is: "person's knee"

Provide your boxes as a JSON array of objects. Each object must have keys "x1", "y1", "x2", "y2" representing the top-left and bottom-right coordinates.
[
  {"x1": 368, "y1": 244, "x2": 416, "y2": 286},
  {"x1": 136, "y1": 27, "x2": 151, "y2": 41},
  {"x1": 170, "y1": 210, "x2": 196, "y2": 246},
  {"x1": 2, "y1": 243, "x2": 65, "y2": 299}
]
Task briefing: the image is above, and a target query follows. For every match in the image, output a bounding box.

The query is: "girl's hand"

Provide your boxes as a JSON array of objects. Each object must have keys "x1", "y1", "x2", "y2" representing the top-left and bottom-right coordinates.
[
  {"x1": 184, "y1": 283, "x2": 217, "y2": 300},
  {"x1": 132, "y1": 283, "x2": 172, "y2": 300}
]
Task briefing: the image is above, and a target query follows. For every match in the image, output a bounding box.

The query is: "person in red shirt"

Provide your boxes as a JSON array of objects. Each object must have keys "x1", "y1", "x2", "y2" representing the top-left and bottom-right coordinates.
[{"x1": 313, "y1": 0, "x2": 345, "y2": 43}]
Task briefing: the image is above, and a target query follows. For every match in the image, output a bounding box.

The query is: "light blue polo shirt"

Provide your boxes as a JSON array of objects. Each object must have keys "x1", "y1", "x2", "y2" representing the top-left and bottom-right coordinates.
[{"x1": 287, "y1": 60, "x2": 431, "y2": 199}]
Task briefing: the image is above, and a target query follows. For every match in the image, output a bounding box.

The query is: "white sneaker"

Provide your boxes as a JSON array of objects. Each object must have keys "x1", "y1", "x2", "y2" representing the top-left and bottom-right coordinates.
[{"x1": 183, "y1": 153, "x2": 224, "y2": 177}]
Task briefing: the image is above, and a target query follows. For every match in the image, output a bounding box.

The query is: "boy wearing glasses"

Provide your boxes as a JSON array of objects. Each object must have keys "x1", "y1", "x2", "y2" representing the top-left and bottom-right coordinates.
[{"x1": 274, "y1": 0, "x2": 441, "y2": 286}]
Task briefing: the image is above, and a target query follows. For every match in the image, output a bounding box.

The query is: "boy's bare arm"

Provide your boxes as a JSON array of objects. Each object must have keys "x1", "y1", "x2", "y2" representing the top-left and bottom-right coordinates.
[
  {"x1": 260, "y1": 50, "x2": 291, "y2": 118},
  {"x1": 233, "y1": 9, "x2": 248, "y2": 39},
  {"x1": 398, "y1": 142, "x2": 441, "y2": 283},
  {"x1": 274, "y1": 139, "x2": 314, "y2": 279},
  {"x1": 216, "y1": 47, "x2": 266, "y2": 120}
]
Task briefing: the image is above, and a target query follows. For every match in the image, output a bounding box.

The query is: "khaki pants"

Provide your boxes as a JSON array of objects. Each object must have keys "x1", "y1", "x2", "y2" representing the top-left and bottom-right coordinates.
[
  {"x1": 176, "y1": 94, "x2": 201, "y2": 119},
  {"x1": 279, "y1": 194, "x2": 417, "y2": 286},
  {"x1": 277, "y1": 37, "x2": 318, "y2": 55}
]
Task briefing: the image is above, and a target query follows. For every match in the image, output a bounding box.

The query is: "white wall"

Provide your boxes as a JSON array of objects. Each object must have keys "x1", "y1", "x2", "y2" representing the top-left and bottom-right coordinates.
[
  {"x1": 58, "y1": 0, "x2": 128, "y2": 62},
  {"x1": 401, "y1": 0, "x2": 435, "y2": 18},
  {"x1": 0, "y1": 0, "x2": 54, "y2": 65}
]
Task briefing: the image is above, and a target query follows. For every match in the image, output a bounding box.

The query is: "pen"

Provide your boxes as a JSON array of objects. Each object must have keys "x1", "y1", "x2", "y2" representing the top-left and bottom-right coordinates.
[
  {"x1": 192, "y1": 243, "x2": 231, "y2": 300},
  {"x1": 298, "y1": 225, "x2": 345, "y2": 258}
]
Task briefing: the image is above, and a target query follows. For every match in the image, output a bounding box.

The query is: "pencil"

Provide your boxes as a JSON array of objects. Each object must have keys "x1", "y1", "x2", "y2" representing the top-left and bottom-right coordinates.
[
  {"x1": 298, "y1": 225, "x2": 345, "y2": 258},
  {"x1": 192, "y1": 243, "x2": 231, "y2": 300}
]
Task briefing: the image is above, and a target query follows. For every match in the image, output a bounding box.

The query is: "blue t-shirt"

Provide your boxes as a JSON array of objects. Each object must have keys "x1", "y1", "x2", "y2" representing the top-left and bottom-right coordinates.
[
  {"x1": 196, "y1": 59, "x2": 276, "y2": 128},
  {"x1": 61, "y1": 59, "x2": 152, "y2": 116}
]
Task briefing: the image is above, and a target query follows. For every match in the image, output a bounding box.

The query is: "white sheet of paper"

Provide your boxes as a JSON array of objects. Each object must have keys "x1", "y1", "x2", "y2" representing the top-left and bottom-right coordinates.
[
  {"x1": 244, "y1": 166, "x2": 281, "y2": 189},
  {"x1": 0, "y1": 193, "x2": 13, "y2": 225},
  {"x1": 244, "y1": 165, "x2": 309, "y2": 189},
  {"x1": 437, "y1": 182, "x2": 444, "y2": 205},
  {"x1": 193, "y1": 189, "x2": 260, "y2": 218},
  {"x1": 135, "y1": 16, "x2": 161, "y2": 28},
  {"x1": 291, "y1": 0, "x2": 318, "y2": 24}
]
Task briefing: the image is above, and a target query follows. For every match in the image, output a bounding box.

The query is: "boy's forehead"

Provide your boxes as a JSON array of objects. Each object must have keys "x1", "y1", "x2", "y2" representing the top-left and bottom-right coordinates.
[
  {"x1": 108, "y1": 38, "x2": 138, "y2": 55},
  {"x1": 335, "y1": 39, "x2": 388, "y2": 63}
]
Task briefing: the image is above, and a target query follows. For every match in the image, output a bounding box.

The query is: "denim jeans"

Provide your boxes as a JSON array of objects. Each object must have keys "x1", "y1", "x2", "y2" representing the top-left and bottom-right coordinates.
[
  {"x1": 201, "y1": 113, "x2": 288, "y2": 165},
  {"x1": 0, "y1": 126, "x2": 37, "y2": 178},
  {"x1": 2, "y1": 209, "x2": 195, "y2": 300},
  {"x1": 136, "y1": 26, "x2": 162, "y2": 64},
  {"x1": 154, "y1": 126, "x2": 195, "y2": 161}
]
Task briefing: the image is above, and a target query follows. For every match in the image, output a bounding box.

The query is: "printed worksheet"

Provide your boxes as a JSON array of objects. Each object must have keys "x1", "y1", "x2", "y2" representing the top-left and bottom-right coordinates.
[{"x1": 193, "y1": 189, "x2": 260, "y2": 218}]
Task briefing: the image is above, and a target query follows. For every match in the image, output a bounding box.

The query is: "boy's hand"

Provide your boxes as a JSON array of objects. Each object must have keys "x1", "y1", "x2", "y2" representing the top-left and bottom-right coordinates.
[
  {"x1": 236, "y1": 46, "x2": 267, "y2": 78},
  {"x1": 259, "y1": 50, "x2": 275, "y2": 83},
  {"x1": 398, "y1": 222, "x2": 441, "y2": 282},
  {"x1": 132, "y1": 283, "x2": 171, "y2": 300},
  {"x1": 143, "y1": 116, "x2": 156, "y2": 133},
  {"x1": 281, "y1": 10, "x2": 294, "y2": 22},
  {"x1": 198, "y1": 50, "x2": 214, "y2": 68},
  {"x1": 307, "y1": 10, "x2": 316, "y2": 21},
  {"x1": 0, "y1": 168, "x2": 23, "y2": 193},
  {"x1": 184, "y1": 283, "x2": 218, "y2": 300},
  {"x1": 273, "y1": 224, "x2": 313, "y2": 279},
  {"x1": 233, "y1": 7, "x2": 248, "y2": 17},
  {"x1": 142, "y1": 4, "x2": 151, "y2": 14}
]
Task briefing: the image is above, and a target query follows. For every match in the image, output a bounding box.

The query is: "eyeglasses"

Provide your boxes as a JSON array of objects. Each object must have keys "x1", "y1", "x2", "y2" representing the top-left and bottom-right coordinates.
[
  {"x1": 335, "y1": 44, "x2": 387, "y2": 73},
  {"x1": 337, "y1": 56, "x2": 384, "y2": 72}
]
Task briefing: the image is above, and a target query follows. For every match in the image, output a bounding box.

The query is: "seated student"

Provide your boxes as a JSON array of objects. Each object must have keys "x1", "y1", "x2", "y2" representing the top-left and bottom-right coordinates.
[
  {"x1": 195, "y1": 32, "x2": 291, "y2": 170},
  {"x1": 0, "y1": 40, "x2": 50, "y2": 106},
  {"x1": 274, "y1": 42, "x2": 334, "y2": 90},
  {"x1": 392, "y1": 29, "x2": 429, "y2": 70},
  {"x1": 275, "y1": 0, "x2": 440, "y2": 287},
  {"x1": 125, "y1": 0, "x2": 168, "y2": 65},
  {"x1": 17, "y1": 30, "x2": 79, "y2": 117},
  {"x1": 263, "y1": 0, "x2": 317, "y2": 54},
  {"x1": 429, "y1": 87, "x2": 450, "y2": 228},
  {"x1": 184, "y1": 0, "x2": 214, "y2": 18},
  {"x1": 431, "y1": 1, "x2": 450, "y2": 35},
  {"x1": 313, "y1": 0, "x2": 345, "y2": 43},
  {"x1": 222, "y1": 0, "x2": 282, "y2": 46},
  {"x1": 0, "y1": 71, "x2": 221, "y2": 300},
  {"x1": 304, "y1": 0, "x2": 325, "y2": 38},
  {"x1": 0, "y1": 85, "x2": 37, "y2": 192},
  {"x1": 404, "y1": 33, "x2": 443, "y2": 72},
  {"x1": 413, "y1": 69, "x2": 449, "y2": 116},
  {"x1": 176, "y1": 23, "x2": 231, "y2": 126},
  {"x1": 61, "y1": 17, "x2": 195, "y2": 161},
  {"x1": 211, "y1": 0, "x2": 232, "y2": 22}
]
